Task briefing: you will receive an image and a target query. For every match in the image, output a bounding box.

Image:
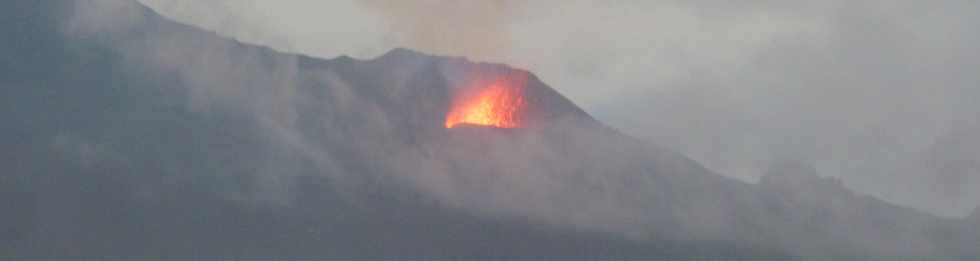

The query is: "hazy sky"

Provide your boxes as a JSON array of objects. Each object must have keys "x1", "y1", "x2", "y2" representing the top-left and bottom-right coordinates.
[{"x1": 138, "y1": 0, "x2": 979, "y2": 217}]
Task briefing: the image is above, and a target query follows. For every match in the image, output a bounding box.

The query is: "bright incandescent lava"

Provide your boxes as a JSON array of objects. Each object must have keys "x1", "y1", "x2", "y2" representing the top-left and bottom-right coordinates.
[{"x1": 445, "y1": 83, "x2": 526, "y2": 128}]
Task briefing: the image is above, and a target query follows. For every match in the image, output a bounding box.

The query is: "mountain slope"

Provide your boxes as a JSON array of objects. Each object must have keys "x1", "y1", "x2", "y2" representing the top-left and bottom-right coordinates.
[{"x1": 1, "y1": 1, "x2": 976, "y2": 260}]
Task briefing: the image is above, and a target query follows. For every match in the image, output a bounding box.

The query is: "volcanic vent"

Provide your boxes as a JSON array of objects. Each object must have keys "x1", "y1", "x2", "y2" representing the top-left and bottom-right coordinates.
[
  {"x1": 444, "y1": 81, "x2": 527, "y2": 129},
  {"x1": 445, "y1": 71, "x2": 528, "y2": 128}
]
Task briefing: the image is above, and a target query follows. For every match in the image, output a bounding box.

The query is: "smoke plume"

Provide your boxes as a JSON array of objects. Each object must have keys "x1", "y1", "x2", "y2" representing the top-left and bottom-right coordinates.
[{"x1": 354, "y1": 0, "x2": 526, "y2": 61}]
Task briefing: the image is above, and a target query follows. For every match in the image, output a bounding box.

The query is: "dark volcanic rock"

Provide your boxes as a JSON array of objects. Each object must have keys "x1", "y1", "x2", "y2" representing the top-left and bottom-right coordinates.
[{"x1": 1, "y1": 1, "x2": 976, "y2": 260}]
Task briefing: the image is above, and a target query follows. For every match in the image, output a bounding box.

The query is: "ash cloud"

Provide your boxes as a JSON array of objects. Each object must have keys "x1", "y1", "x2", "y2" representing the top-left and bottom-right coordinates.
[
  {"x1": 134, "y1": 0, "x2": 980, "y2": 217},
  {"x1": 354, "y1": 0, "x2": 526, "y2": 61}
]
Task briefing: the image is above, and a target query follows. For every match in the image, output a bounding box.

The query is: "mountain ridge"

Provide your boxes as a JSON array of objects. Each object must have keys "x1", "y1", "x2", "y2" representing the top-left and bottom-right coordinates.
[{"x1": 2, "y1": 1, "x2": 977, "y2": 260}]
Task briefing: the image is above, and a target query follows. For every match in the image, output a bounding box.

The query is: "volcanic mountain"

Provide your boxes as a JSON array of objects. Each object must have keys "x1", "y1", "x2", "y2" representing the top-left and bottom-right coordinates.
[{"x1": 2, "y1": 1, "x2": 977, "y2": 260}]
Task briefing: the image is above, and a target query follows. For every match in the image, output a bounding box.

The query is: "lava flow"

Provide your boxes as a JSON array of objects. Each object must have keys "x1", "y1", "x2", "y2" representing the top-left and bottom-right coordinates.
[{"x1": 445, "y1": 83, "x2": 526, "y2": 128}]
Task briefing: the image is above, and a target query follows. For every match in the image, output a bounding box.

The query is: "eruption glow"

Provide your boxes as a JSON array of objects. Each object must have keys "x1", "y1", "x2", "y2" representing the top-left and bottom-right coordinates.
[{"x1": 445, "y1": 83, "x2": 525, "y2": 128}]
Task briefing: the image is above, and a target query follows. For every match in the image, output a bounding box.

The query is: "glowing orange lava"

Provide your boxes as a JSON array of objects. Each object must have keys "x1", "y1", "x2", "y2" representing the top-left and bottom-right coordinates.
[{"x1": 445, "y1": 84, "x2": 525, "y2": 128}]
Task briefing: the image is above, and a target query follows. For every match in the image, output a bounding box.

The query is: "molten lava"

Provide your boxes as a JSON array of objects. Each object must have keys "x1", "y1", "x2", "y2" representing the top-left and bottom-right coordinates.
[{"x1": 445, "y1": 84, "x2": 525, "y2": 128}]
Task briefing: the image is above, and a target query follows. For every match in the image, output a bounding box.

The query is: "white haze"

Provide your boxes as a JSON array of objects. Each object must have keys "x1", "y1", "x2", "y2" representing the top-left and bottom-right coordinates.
[{"x1": 129, "y1": 0, "x2": 980, "y2": 218}]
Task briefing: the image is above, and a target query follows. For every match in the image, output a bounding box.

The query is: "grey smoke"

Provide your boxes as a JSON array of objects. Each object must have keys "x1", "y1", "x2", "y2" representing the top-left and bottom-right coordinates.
[
  {"x1": 63, "y1": 0, "x2": 656, "y2": 236},
  {"x1": 135, "y1": 0, "x2": 980, "y2": 217},
  {"x1": 2, "y1": 1, "x2": 968, "y2": 259}
]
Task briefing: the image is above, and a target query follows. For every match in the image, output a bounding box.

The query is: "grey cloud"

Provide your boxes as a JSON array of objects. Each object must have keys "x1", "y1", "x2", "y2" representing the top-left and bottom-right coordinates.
[
  {"x1": 124, "y1": 0, "x2": 980, "y2": 217},
  {"x1": 595, "y1": 0, "x2": 980, "y2": 216}
]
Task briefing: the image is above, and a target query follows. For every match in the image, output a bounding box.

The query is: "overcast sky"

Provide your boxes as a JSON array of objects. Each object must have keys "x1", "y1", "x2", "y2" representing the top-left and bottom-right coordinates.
[{"x1": 138, "y1": 0, "x2": 979, "y2": 217}]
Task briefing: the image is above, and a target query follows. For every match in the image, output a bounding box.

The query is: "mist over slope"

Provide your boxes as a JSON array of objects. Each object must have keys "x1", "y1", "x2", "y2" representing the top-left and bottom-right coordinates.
[{"x1": 2, "y1": 1, "x2": 977, "y2": 260}]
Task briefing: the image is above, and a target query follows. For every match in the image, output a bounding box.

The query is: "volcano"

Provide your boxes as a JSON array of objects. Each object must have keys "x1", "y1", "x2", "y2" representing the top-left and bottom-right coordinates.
[{"x1": 2, "y1": 1, "x2": 978, "y2": 260}]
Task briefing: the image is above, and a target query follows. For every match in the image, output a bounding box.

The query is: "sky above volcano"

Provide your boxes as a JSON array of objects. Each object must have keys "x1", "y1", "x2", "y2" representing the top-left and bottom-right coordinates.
[{"x1": 136, "y1": 0, "x2": 980, "y2": 217}]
